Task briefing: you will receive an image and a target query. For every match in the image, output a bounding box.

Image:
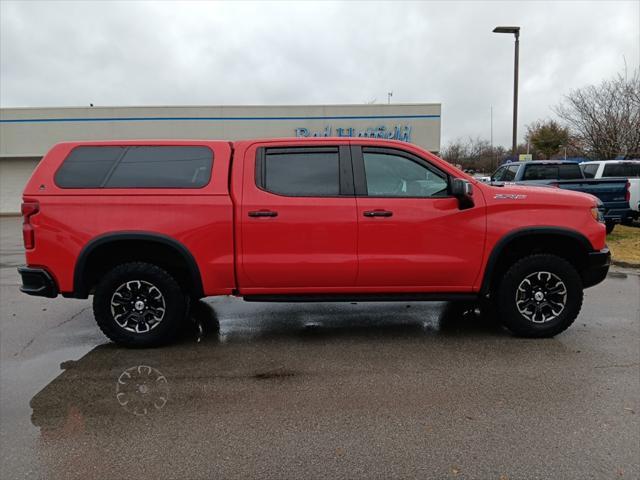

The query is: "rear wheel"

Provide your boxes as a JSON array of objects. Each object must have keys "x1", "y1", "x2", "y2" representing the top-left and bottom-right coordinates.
[
  {"x1": 93, "y1": 262, "x2": 188, "y2": 347},
  {"x1": 496, "y1": 254, "x2": 583, "y2": 338}
]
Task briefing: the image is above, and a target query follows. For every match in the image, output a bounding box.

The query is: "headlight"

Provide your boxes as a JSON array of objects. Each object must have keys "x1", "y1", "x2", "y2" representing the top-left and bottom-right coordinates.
[{"x1": 590, "y1": 206, "x2": 605, "y2": 223}]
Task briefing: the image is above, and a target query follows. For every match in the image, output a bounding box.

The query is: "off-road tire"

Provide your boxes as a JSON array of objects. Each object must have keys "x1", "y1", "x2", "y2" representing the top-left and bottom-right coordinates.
[
  {"x1": 496, "y1": 254, "x2": 583, "y2": 338},
  {"x1": 93, "y1": 262, "x2": 188, "y2": 348}
]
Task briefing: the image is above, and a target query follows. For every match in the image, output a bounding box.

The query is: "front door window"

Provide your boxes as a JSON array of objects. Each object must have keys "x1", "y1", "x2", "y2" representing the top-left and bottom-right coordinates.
[{"x1": 363, "y1": 152, "x2": 449, "y2": 197}]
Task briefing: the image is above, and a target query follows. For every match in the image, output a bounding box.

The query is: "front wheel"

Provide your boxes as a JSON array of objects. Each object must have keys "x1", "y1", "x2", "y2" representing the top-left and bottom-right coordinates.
[
  {"x1": 496, "y1": 254, "x2": 583, "y2": 338},
  {"x1": 93, "y1": 262, "x2": 188, "y2": 347}
]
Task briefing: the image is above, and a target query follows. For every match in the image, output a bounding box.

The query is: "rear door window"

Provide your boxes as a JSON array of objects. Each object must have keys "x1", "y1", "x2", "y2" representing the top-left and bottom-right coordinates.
[
  {"x1": 55, "y1": 145, "x2": 213, "y2": 188},
  {"x1": 602, "y1": 163, "x2": 640, "y2": 177},
  {"x1": 256, "y1": 147, "x2": 341, "y2": 196},
  {"x1": 522, "y1": 163, "x2": 582, "y2": 181},
  {"x1": 558, "y1": 164, "x2": 582, "y2": 179},
  {"x1": 522, "y1": 164, "x2": 555, "y2": 180}
]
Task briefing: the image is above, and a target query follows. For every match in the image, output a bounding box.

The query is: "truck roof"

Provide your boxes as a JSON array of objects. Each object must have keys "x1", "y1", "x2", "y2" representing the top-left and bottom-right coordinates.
[
  {"x1": 47, "y1": 137, "x2": 420, "y2": 147},
  {"x1": 504, "y1": 160, "x2": 580, "y2": 165},
  {"x1": 581, "y1": 159, "x2": 640, "y2": 164}
]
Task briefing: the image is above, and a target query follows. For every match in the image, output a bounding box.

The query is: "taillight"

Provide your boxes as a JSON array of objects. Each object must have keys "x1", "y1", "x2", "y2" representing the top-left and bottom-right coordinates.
[
  {"x1": 626, "y1": 181, "x2": 631, "y2": 203},
  {"x1": 21, "y1": 200, "x2": 39, "y2": 249}
]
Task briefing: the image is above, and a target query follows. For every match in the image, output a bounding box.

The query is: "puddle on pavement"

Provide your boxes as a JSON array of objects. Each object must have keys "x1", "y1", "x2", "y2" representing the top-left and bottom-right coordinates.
[
  {"x1": 0, "y1": 293, "x2": 583, "y2": 480},
  {"x1": 607, "y1": 271, "x2": 628, "y2": 279},
  {"x1": 21, "y1": 299, "x2": 509, "y2": 431}
]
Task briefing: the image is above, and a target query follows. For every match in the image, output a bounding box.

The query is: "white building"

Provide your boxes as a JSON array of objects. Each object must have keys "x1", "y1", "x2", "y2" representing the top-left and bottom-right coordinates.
[{"x1": 0, "y1": 103, "x2": 441, "y2": 213}]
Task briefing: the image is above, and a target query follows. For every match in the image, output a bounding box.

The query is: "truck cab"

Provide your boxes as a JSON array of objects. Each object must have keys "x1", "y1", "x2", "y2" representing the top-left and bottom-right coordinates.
[{"x1": 491, "y1": 160, "x2": 582, "y2": 185}]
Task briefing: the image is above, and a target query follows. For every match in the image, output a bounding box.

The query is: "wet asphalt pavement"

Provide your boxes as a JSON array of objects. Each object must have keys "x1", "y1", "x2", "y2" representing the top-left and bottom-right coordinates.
[{"x1": 1, "y1": 217, "x2": 639, "y2": 480}]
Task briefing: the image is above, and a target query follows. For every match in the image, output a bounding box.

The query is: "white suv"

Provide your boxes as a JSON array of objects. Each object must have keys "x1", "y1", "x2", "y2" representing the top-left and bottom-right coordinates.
[{"x1": 581, "y1": 160, "x2": 640, "y2": 224}]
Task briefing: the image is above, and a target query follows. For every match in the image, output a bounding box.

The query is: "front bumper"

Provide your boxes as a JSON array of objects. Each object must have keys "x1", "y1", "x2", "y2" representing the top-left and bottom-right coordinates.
[
  {"x1": 582, "y1": 248, "x2": 611, "y2": 288},
  {"x1": 18, "y1": 266, "x2": 58, "y2": 298}
]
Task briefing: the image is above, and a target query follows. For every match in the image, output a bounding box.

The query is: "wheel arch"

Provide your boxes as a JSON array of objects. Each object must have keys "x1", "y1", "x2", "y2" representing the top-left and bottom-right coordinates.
[
  {"x1": 480, "y1": 227, "x2": 594, "y2": 297},
  {"x1": 72, "y1": 232, "x2": 204, "y2": 299}
]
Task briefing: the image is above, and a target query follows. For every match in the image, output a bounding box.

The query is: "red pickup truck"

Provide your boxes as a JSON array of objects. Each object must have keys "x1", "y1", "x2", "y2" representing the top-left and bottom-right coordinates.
[{"x1": 19, "y1": 138, "x2": 610, "y2": 347}]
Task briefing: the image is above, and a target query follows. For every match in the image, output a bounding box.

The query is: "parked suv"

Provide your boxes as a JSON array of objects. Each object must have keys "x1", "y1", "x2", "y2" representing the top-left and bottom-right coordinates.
[
  {"x1": 581, "y1": 160, "x2": 640, "y2": 225},
  {"x1": 19, "y1": 139, "x2": 610, "y2": 347}
]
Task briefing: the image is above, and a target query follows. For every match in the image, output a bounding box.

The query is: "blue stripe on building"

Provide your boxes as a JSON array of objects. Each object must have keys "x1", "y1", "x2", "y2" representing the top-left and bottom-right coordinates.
[{"x1": 0, "y1": 114, "x2": 440, "y2": 124}]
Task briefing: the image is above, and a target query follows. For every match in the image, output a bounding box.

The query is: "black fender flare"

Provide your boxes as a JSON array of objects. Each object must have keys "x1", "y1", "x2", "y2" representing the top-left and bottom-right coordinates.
[
  {"x1": 479, "y1": 226, "x2": 593, "y2": 296},
  {"x1": 73, "y1": 231, "x2": 204, "y2": 298}
]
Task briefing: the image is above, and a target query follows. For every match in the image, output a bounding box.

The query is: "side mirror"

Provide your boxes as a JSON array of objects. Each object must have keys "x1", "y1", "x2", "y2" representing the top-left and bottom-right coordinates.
[{"x1": 451, "y1": 178, "x2": 474, "y2": 210}]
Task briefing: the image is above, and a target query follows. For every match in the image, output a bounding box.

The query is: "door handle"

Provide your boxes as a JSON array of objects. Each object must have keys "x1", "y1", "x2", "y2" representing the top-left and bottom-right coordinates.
[
  {"x1": 363, "y1": 210, "x2": 393, "y2": 217},
  {"x1": 248, "y1": 210, "x2": 278, "y2": 218}
]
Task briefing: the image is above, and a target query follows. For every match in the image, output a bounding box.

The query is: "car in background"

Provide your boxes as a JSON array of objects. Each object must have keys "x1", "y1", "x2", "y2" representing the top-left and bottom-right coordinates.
[
  {"x1": 492, "y1": 160, "x2": 583, "y2": 185},
  {"x1": 473, "y1": 174, "x2": 491, "y2": 183},
  {"x1": 491, "y1": 160, "x2": 632, "y2": 233},
  {"x1": 581, "y1": 160, "x2": 639, "y2": 224}
]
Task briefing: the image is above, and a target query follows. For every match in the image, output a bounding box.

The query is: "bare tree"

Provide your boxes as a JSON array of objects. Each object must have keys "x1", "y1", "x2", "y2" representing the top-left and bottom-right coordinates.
[
  {"x1": 441, "y1": 137, "x2": 506, "y2": 173},
  {"x1": 554, "y1": 70, "x2": 640, "y2": 159}
]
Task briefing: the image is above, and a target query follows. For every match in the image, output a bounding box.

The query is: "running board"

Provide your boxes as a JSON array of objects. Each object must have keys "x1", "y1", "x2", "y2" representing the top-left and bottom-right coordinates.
[{"x1": 242, "y1": 293, "x2": 478, "y2": 303}]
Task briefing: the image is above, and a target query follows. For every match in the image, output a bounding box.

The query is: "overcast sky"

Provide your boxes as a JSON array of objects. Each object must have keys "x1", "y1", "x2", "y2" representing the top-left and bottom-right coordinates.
[{"x1": 1, "y1": 0, "x2": 638, "y2": 146}]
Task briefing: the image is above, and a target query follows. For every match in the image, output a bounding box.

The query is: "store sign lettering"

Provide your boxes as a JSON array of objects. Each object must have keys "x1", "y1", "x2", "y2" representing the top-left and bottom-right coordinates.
[{"x1": 295, "y1": 125, "x2": 412, "y2": 142}]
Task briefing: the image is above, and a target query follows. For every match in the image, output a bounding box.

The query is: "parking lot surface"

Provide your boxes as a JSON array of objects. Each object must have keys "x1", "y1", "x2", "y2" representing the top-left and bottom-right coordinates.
[{"x1": 1, "y1": 217, "x2": 639, "y2": 479}]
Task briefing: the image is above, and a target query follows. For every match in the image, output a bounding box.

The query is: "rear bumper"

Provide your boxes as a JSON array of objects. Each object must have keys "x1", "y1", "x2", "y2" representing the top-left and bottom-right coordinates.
[
  {"x1": 603, "y1": 208, "x2": 633, "y2": 223},
  {"x1": 17, "y1": 266, "x2": 58, "y2": 298},
  {"x1": 582, "y1": 248, "x2": 611, "y2": 289}
]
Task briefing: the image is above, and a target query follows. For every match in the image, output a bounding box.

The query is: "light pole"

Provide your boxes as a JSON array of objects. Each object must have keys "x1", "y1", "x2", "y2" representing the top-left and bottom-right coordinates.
[
  {"x1": 490, "y1": 105, "x2": 496, "y2": 170},
  {"x1": 493, "y1": 26, "x2": 520, "y2": 159},
  {"x1": 562, "y1": 145, "x2": 567, "y2": 160}
]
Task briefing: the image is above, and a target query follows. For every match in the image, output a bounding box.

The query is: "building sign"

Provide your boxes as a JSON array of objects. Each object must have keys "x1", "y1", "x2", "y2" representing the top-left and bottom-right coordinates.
[{"x1": 295, "y1": 125, "x2": 412, "y2": 142}]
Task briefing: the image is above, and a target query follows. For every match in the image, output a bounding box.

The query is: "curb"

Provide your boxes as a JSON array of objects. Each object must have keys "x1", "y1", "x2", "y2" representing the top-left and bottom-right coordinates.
[{"x1": 612, "y1": 260, "x2": 640, "y2": 269}]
